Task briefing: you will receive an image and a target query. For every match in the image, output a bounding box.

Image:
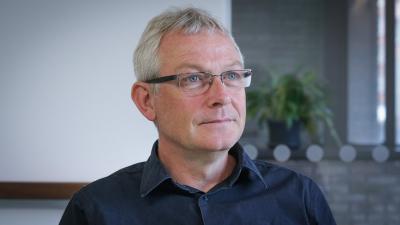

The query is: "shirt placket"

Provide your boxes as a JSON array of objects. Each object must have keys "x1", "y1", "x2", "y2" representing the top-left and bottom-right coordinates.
[{"x1": 197, "y1": 193, "x2": 210, "y2": 225}]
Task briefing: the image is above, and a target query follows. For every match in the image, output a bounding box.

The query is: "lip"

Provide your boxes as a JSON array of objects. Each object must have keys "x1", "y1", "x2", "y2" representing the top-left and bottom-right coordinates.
[{"x1": 200, "y1": 118, "x2": 235, "y2": 125}]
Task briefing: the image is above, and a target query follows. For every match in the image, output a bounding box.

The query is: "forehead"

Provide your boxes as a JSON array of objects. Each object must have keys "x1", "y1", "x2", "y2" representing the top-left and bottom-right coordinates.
[{"x1": 158, "y1": 30, "x2": 242, "y2": 72}]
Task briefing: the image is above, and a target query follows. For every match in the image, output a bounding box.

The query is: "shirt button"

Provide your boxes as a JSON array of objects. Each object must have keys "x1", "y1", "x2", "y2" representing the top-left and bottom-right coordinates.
[{"x1": 201, "y1": 195, "x2": 208, "y2": 201}]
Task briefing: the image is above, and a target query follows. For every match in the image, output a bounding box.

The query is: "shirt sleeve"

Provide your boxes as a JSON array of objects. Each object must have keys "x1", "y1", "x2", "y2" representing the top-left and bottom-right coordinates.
[
  {"x1": 59, "y1": 193, "x2": 89, "y2": 225},
  {"x1": 306, "y1": 179, "x2": 337, "y2": 225}
]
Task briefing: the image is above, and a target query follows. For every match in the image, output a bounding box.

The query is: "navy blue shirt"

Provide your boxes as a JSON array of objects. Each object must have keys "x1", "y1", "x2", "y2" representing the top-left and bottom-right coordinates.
[{"x1": 59, "y1": 142, "x2": 336, "y2": 225}]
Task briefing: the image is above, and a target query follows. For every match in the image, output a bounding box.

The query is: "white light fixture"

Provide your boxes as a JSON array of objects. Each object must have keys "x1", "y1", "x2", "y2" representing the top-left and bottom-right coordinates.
[
  {"x1": 306, "y1": 144, "x2": 324, "y2": 162},
  {"x1": 243, "y1": 144, "x2": 258, "y2": 160},
  {"x1": 339, "y1": 145, "x2": 357, "y2": 162},
  {"x1": 372, "y1": 145, "x2": 390, "y2": 162},
  {"x1": 273, "y1": 144, "x2": 291, "y2": 162}
]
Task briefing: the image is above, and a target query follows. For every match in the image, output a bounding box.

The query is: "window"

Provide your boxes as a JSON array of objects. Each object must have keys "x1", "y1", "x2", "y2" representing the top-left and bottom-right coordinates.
[
  {"x1": 396, "y1": 0, "x2": 400, "y2": 144},
  {"x1": 347, "y1": 0, "x2": 386, "y2": 145}
]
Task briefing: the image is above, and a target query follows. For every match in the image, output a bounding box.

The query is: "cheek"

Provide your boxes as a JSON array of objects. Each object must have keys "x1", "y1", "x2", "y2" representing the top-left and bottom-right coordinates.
[
  {"x1": 234, "y1": 91, "x2": 247, "y2": 117},
  {"x1": 154, "y1": 94, "x2": 195, "y2": 128},
  {"x1": 233, "y1": 94, "x2": 247, "y2": 129}
]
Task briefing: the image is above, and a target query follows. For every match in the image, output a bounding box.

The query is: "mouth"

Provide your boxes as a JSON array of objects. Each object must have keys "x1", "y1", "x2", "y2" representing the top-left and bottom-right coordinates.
[{"x1": 200, "y1": 118, "x2": 235, "y2": 125}]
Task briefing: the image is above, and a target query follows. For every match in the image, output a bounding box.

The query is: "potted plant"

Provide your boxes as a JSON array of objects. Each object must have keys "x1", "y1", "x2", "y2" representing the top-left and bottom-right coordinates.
[{"x1": 246, "y1": 70, "x2": 341, "y2": 150}]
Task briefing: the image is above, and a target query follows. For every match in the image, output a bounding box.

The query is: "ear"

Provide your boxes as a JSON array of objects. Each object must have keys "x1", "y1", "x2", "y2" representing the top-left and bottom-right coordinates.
[{"x1": 131, "y1": 82, "x2": 156, "y2": 121}]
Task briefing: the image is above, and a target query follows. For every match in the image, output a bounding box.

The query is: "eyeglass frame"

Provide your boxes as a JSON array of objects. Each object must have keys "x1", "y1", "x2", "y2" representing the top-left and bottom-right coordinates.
[{"x1": 143, "y1": 69, "x2": 253, "y2": 95}]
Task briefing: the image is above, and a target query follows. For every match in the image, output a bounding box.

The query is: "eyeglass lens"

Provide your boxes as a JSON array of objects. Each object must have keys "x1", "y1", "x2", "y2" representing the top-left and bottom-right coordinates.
[{"x1": 179, "y1": 70, "x2": 251, "y2": 96}]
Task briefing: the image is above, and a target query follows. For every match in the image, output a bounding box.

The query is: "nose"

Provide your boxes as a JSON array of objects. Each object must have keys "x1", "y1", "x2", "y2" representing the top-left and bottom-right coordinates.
[
  {"x1": 206, "y1": 76, "x2": 231, "y2": 106},
  {"x1": 211, "y1": 74, "x2": 225, "y2": 85}
]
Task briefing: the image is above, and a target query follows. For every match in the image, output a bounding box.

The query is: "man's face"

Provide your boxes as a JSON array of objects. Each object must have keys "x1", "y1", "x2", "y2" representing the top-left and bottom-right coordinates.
[{"x1": 153, "y1": 30, "x2": 246, "y2": 153}]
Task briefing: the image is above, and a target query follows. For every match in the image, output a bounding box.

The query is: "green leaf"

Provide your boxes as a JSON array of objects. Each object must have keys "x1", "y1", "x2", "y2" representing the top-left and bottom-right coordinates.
[{"x1": 246, "y1": 69, "x2": 342, "y2": 147}]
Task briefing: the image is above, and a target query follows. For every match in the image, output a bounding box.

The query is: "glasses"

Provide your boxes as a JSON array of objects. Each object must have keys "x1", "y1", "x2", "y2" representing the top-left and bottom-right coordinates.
[{"x1": 144, "y1": 69, "x2": 253, "y2": 96}]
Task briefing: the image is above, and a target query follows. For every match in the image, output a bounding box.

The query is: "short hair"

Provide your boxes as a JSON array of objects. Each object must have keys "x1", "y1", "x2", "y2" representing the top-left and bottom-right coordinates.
[{"x1": 133, "y1": 7, "x2": 244, "y2": 82}]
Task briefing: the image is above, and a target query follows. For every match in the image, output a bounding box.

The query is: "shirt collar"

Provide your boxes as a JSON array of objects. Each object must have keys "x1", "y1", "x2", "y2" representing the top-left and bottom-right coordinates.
[
  {"x1": 229, "y1": 143, "x2": 269, "y2": 189},
  {"x1": 139, "y1": 141, "x2": 171, "y2": 197},
  {"x1": 139, "y1": 141, "x2": 268, "y2": 197}
]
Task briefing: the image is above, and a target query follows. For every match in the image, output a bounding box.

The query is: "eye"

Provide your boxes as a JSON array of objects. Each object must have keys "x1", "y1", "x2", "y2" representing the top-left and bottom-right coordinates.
[
  {"x1": 225, "y1": 71, "x2": 241, "y2": 80},
  {"x1": 179, "y1": 73, "x2": 206, "y2": 89},
  {"x1": 186, "y1": 73, "x2": 202, "y2": 82}
]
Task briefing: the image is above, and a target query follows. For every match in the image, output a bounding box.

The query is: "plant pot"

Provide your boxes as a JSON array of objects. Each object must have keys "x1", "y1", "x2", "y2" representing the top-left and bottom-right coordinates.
[{"x1": 267, "y1": 120, "x2": 301, "y2": 150}]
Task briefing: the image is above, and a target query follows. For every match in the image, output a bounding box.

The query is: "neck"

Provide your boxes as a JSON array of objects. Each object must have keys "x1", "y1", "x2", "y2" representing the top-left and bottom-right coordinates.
[{"x1": 157, "y1": 141, "x2": 237, "y2": 192}]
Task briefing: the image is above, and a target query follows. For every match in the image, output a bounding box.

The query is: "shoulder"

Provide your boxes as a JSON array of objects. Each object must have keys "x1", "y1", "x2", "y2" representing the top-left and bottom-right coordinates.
[
  {"x1": 252, "y1": 160, "x2": 329, "y2": 211},
  {"x1": 60, "y1": 162, "x2": 147, "y2": 224},
  {"x1": 75, "y1": 162, "x2": 146, "y2": 201},
  {"x1": 252, "y1": 159, "x2": 304, "y2": 178},
  {"x1": 252, "y1": 161, "x2": 336, "y2": 224},
  {"x1": 252, "y1": 160, "x2": 318, "y2": 190}
]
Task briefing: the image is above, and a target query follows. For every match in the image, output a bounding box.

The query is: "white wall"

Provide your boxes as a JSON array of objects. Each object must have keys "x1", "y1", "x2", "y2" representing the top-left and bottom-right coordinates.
[
  {"x1": 0, "y1": 200, "x2": 68, "y2": 225},
  {"x1": 0, "y1": 0, "x2": 231, "y2": 224},
  {"x1": 0, "y1": 0, "x2": 231, "y2": 183}
]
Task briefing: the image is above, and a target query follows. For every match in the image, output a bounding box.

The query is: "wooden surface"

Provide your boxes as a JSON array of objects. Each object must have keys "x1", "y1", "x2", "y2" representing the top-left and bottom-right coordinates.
[{"x1": 0, "y1": 182, "x2": 87, "y2": 199}]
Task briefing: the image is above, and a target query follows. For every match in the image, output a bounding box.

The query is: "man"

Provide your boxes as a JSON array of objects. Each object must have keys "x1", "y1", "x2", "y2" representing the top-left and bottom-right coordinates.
[{"x1": 60, "y1": 7, "x2": 336, "y2": 225}]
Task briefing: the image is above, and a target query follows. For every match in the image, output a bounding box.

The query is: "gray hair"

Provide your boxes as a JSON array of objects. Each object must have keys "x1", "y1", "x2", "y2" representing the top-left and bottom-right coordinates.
[{"x1": 133, "y1": 7, "x2": 244, "y2": 82}]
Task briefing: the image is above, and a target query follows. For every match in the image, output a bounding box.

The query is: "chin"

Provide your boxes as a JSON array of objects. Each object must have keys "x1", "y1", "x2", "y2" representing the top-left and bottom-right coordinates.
[
  {"x1": 198, "y1": 137, "x2": 238, "y2": 152},
  {"x1": 192, "y1": 126, "x2": 243, "y2": 151}
]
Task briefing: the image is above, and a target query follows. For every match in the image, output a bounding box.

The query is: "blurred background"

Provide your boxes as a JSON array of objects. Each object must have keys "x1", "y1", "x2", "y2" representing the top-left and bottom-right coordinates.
[{"x1": 1, "y1": 0, "x2": 400, "y2": 224}]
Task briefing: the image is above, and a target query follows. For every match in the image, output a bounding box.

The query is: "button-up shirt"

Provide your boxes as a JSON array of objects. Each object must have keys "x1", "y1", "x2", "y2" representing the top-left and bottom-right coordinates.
[{"x1": 59, "y1": 141, "x2": 336, "y2": 225}]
